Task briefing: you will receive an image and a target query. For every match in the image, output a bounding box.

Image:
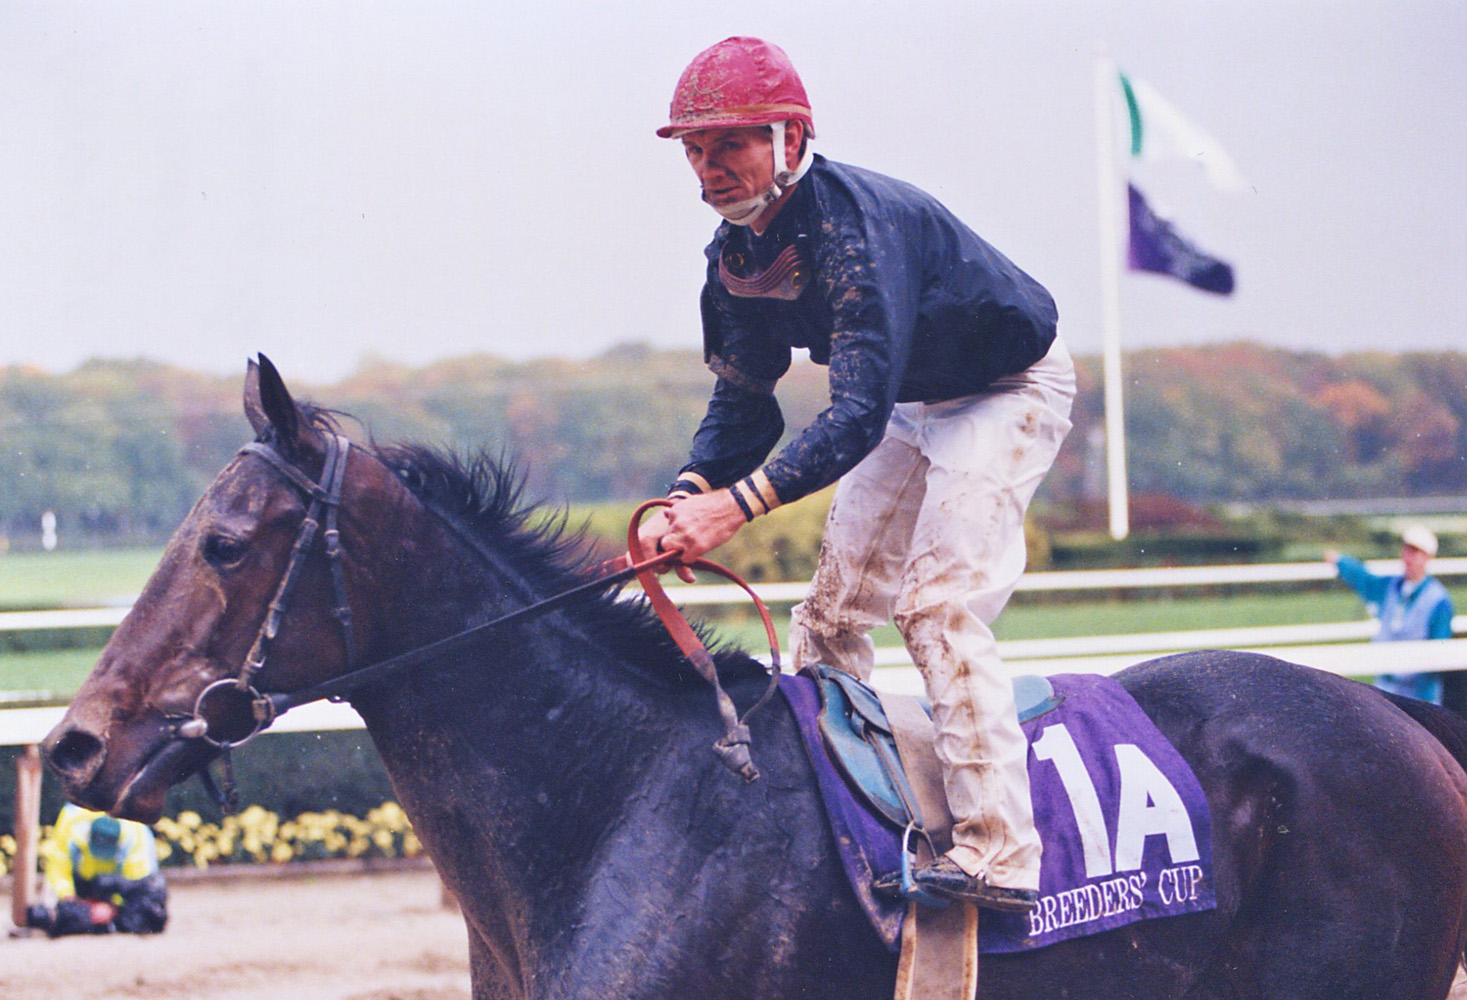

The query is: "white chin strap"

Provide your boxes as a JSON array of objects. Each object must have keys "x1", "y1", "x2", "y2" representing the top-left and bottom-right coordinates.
[{"x1": 709, "y1": 121, "x2": 815, "y2": 226}]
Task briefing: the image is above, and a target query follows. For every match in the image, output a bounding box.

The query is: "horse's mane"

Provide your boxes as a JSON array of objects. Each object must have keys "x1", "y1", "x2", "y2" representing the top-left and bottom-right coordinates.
[{"x1": 366, "y1": 437, "x2": 767, "y2": 689}]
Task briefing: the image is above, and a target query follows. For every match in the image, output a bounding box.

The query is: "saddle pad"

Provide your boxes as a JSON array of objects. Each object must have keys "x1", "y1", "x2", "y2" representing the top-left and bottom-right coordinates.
[{"x1": 780, "y1": 671, "x2": 1218, "y2": 954}]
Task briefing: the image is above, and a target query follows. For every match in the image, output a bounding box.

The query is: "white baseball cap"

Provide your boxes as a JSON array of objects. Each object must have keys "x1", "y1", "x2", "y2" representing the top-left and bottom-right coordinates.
[{"x1": 1402, "y1": 525, "x2": 1439, "y2": 558}]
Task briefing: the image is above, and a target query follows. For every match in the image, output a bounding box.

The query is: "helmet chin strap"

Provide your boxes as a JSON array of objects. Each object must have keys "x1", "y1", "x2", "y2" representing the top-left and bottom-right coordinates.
[{"x1": 708, "y1": 121, "x2": 815, "y2": 226}]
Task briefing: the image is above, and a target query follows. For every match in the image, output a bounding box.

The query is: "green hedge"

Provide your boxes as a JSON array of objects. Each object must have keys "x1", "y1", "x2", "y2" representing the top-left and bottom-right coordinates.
[
  {"x1": 573, "y1": 489, "x2": 1058, "y2": 583},
  {"x1": 1048, "y1": 532, "x2": 1287, "y2": 569},
  {"x1": 0, "y1": 626, "x2": 114, "y2": 656},
  {"x1": 0, "y1": 730, "x2": 395, "y2": 837}
]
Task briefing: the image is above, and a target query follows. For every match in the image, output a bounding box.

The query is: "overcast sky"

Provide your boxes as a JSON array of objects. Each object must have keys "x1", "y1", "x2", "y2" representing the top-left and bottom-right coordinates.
[{"x1": 2, "y1": 0, "x2": 1463, "y2": 382}]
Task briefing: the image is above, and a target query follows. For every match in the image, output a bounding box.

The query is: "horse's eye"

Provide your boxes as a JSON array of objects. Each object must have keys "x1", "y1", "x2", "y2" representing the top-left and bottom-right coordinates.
[{"x1": 201, "y1": 534, "x2": 249, "y2": 567}]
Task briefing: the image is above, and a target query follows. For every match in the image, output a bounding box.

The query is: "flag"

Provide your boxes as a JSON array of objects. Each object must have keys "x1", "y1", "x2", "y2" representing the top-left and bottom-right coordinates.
[
  {"x1": 1127, "y1": 184, "x2": 1235, "y2": 295},
  {"x1": 1118, "y1": 71, "x2": 1247, "y2": 192},
  {"x1": 1115, "y1": 67, "x2": 1240, "y2": 294}
]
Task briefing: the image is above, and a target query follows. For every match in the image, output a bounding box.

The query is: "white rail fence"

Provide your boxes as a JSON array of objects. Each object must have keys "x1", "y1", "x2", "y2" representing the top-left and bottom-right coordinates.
[{"x1": 3, "y1": 558, "x2": 1465, "y2": 744}]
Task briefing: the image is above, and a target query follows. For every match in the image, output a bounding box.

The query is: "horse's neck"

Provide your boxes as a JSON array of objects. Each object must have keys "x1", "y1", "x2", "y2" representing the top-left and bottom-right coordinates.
[
  {"x1": 359, "y1": 639, "x2": 654, "y2": 822},
  {"x1": 348, "y1": 528, "x2": 676, "y2": 955}
]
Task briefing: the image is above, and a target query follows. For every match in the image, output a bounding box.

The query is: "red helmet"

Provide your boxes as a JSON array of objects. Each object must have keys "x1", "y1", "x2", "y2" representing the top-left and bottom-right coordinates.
[{"x1": 656, "y1": 37, "x2": 815, "y2": 139}]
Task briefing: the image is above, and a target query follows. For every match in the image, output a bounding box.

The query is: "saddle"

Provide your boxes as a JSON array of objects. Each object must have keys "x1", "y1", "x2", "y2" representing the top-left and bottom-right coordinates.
[
  {"x1": 809, "y1": 665, "x2": 1065, "y2": 1000},
  {"x1": 811, "y1": 663, "x2": 1063, "y2": 833}
]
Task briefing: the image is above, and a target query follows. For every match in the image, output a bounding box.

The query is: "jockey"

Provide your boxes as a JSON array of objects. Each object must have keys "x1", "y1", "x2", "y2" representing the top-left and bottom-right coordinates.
[
  {"x1": 31, "y1": 803, "x2": 169, "y2": 936},
  {"x1": 640, "y1": 36, "x2": 1074, "y2": 912}
]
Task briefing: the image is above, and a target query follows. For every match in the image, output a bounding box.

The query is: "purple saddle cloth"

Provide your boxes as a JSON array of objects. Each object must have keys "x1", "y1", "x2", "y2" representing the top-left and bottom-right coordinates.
[{"x1": 779, "y1": 671, "x2": 1217, "y2": 953}]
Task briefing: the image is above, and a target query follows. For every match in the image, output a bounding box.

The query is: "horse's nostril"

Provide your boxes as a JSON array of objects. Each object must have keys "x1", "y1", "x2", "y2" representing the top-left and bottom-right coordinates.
[{"x1": 48, "y1": 729, "x2": 104, "y2": 776}]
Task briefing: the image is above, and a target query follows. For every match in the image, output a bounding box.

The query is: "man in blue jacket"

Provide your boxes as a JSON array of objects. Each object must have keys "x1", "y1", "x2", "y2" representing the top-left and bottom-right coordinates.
[
  {"x1": 1326, "y1": 525, "x2": 1456, "y2": 703},
  {"x1": 640, "y1": 37, "x2": 1074, "y2": 911}
]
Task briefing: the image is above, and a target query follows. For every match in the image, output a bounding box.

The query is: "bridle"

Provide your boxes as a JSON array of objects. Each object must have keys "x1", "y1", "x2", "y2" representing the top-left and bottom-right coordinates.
[
  {"x1": 169, "y1": 432, "x2": 782, "y2": 809},
  {"x1": 179, "y1": 432, "x2": 356, "y2": 751}
]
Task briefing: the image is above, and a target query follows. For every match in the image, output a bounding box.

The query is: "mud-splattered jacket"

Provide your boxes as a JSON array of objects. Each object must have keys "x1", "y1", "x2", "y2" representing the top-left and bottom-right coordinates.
[{"x1": 679, "y1": 154, "x2": 1058, "y2": 507}]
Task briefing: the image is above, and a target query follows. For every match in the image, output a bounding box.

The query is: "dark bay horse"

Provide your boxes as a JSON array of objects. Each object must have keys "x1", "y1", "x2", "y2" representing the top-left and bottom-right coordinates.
[{"x1": 43, "y1": 358, "x2": 1467, "y2": 999}]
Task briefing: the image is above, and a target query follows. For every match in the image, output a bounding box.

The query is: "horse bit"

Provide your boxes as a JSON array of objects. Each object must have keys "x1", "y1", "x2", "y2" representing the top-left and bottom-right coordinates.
[{"x1": 167, "y1": 433, "x2": 781, "y2": 810}]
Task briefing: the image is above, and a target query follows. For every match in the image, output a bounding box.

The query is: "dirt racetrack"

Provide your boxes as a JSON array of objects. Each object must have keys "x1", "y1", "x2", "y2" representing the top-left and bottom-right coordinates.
[
  {"x1": 7, "y1": 863, "x2": 1466, "y2": 1000},
  {"x1": 2, "y1": 864, "x2": 471, "y2": 1000}
]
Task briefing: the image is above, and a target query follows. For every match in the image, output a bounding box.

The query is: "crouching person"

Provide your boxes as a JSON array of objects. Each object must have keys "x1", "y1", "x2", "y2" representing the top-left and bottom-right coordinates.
[{"x1": 28, "y1": 803, "x2": 168, "y2": 937}]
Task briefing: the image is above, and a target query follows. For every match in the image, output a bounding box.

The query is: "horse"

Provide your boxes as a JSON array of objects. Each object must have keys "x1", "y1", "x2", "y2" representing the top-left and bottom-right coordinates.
[{"x1": 42, "y1": 357, "x2": 1467, "y2": 1000}]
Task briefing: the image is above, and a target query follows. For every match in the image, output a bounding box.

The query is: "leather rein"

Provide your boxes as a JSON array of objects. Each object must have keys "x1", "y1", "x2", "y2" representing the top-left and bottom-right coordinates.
[{"x1": 170, "y1": 435, "x2": 783, "y2": 809}]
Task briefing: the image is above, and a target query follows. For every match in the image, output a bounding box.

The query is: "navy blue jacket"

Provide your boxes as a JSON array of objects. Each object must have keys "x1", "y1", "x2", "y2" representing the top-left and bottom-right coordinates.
[{"x1": 682, "y1": 155, "x2": 1057, "y2": 505}]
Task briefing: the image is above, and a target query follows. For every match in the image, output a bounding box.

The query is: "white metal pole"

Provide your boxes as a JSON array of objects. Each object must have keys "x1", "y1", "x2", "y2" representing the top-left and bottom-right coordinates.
[{"x1": 1094, "y1": 52, "x2": 1130, "y2": 541}]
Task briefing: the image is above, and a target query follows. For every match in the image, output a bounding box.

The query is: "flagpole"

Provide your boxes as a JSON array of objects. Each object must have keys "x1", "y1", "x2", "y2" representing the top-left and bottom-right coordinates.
[{"x1": 1094, "y1": 51, "x2": 1130, "y2": 541}]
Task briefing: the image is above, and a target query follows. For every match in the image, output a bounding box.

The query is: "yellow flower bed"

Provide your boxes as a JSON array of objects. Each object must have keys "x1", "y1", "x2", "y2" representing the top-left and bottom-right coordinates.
[{"x1": 1, "y1": 802, "x2": 421, "y2": 875}]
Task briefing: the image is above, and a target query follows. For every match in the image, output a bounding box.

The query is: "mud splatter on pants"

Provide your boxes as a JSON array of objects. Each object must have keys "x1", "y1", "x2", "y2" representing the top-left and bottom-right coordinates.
[{"x1": 790, "y1": 338, "x2": 1074, "y2": 889}]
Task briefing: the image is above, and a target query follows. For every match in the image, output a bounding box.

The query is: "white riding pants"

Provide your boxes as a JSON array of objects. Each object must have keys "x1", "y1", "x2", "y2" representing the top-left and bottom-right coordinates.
[{"x1": 789, "y1": 338, "x2": 1074, "y2": 888}]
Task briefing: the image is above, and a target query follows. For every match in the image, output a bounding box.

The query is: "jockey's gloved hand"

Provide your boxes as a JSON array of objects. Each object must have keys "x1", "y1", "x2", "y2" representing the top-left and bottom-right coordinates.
[
  {"x1": 49, "y1": 898, "x2": 102, "y2": 937},
  {"x1": 24, "y1": 903, "x2": 53, "y2": 930}
]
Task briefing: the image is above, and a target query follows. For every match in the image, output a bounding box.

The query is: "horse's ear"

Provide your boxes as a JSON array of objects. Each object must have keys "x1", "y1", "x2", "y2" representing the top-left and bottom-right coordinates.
[
  {"x1": 243, "y1": 354, "x2": 303, "y2": 449},
  {"x1": 243, "y1": 358, "x2": 269, "y2": 436}
]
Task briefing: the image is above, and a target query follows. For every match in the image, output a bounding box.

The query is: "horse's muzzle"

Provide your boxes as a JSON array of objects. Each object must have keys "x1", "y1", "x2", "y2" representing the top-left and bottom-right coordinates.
[{"x1": 42, "y1": 711, "x2": 213, "y2": 822}]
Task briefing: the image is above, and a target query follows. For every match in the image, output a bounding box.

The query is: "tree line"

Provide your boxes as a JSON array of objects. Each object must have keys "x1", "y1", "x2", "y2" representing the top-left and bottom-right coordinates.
[{"x1": 1, "y1": 342, "x2": 1463, "y2": 547}]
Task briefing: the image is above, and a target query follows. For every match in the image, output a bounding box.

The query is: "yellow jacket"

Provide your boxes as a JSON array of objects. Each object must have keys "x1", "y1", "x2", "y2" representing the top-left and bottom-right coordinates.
[{"x1": 41, "y1": 804, "x2": 159, "y2": 899}]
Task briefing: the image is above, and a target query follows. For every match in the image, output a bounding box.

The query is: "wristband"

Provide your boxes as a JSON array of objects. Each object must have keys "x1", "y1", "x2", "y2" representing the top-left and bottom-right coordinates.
[
  {"x1": 730, "y1": 469, "x2": 782, "y2": 519},
  {"x1": 727, "y1": 486, "x2": 756, "y2": 522},
  {"x1": 668, "y1": 472, "x2": 711, "y2": 500},
  {"x1": 739, "y1": 476, "x2": 773, "y2": 516}
]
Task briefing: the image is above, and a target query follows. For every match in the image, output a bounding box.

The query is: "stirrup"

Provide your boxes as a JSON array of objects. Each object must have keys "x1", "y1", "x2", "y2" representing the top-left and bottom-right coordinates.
[{"x1": 898, "y1": 821, "x2": 951, "y2": 910}]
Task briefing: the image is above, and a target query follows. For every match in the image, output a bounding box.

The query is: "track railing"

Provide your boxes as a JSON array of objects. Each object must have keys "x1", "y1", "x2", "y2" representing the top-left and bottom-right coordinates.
[{"x1": 3, "y1": 558, "x2": 1464, "y2": 744}]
